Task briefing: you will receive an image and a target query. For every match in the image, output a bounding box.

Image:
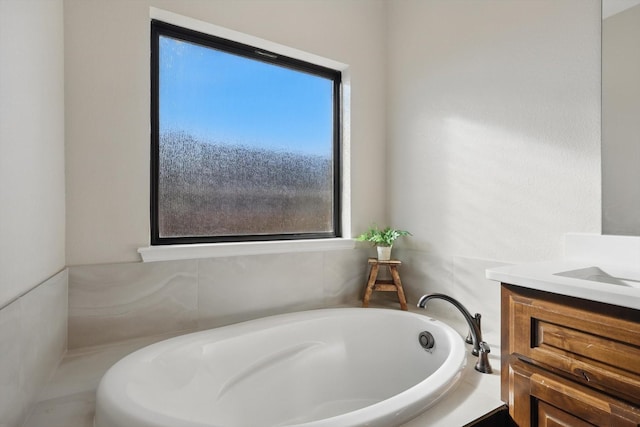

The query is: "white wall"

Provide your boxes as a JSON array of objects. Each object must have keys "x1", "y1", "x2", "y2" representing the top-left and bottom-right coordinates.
[
  {"x1": 602, "y1": 4, "x2": 640, "y2": 235},
  {"x1": 0, "y1": 2, "x2": 67, "y2": 425},
  {"x1": 386, "y1": 0, "x2": 601, "y2": 338},
  {"x1": 65, "y1": 0, "x2": 388, "y2": 265},
  {"x1": 0, "y1": 0, "x2": 66, "y2": 307}
]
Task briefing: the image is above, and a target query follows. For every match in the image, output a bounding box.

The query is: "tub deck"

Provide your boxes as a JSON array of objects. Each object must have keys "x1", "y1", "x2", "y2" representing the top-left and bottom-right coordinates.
[{"x1": 22, "y1": 298, "x2": 502, "y2": 427}]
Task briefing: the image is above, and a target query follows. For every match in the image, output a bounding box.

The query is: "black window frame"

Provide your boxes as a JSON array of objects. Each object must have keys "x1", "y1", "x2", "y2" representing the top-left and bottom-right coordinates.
[{"x1": 150, "y1": 20, "x2": 342, "y2": 245}]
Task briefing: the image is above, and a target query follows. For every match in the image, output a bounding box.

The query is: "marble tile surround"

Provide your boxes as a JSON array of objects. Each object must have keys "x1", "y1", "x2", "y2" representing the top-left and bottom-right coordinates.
[
  {"x1": 24, "y1": 297, "x2": 503, "y2": 427},
  {"x1": 68, "y1": 249, "x2": 370, "y2": 349},
  {"x1": 23, "y1": 331, "x2": 185, "y2": 427},
  {"x1": 393, "y1": 248, "x2": 509, "y2": 344},
  {"x1": 25, "y1": 249, "x2": 508, "y2": 426},
  {"x1": 68, "y1": 260, "x2": 199, "y2": 349},
  {"x1": 0, "y1": 269, "x2": 68, "y2": 427}
]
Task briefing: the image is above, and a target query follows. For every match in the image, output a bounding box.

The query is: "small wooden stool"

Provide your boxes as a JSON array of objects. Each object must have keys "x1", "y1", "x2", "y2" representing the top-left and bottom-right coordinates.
[{"x1": 362, "y1": 258, "x2": 408, "y2": 310}]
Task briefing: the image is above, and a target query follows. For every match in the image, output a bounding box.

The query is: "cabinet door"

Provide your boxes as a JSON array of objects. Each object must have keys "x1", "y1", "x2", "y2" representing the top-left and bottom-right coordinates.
[
  {"x1": 508, "y1": 359, "x2": 640, "y2": 427},
  {"x1": 501, "y1": 285, "x2": 640, "y2": 405}
]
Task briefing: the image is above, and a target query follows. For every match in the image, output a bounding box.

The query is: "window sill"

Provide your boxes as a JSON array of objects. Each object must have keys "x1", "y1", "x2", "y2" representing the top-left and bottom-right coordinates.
[{"x1": 138, "y1": 238, "x2": 356, "y2": 262}]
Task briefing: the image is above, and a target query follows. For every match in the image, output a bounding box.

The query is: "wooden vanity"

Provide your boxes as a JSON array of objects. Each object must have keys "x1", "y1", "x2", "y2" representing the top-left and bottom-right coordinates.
[{"x1": 501, "y1": 284, "x2": 640, "y2": 426}]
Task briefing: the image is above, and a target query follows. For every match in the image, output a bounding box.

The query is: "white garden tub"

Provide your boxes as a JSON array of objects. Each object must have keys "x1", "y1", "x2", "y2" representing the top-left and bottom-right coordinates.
[{"x1": 94, "y1": 308, "x2": 466, "y2": 427}]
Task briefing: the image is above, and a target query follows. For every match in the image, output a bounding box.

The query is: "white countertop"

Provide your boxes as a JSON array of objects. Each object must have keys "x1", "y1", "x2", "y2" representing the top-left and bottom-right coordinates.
[{"x1": 486, "y1": 260, "x2": 640, "y2": 310}]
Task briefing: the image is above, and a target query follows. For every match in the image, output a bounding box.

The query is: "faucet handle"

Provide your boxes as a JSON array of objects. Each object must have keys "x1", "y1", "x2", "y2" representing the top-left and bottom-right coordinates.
[{"x1": 474, "y1": 341, "x2": 493, "y2": 374}]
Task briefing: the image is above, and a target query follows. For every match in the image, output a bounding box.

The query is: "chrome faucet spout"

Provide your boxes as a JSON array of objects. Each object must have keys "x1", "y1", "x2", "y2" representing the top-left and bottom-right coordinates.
[{"x1": 417, "y1": 293, "x2": 492, "y2": 374}]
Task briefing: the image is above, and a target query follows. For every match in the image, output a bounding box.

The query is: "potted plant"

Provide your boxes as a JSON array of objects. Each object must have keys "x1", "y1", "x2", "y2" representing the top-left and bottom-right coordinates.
[{"x1": 356, "y1": 225, "x2": 411, "y2": 260}]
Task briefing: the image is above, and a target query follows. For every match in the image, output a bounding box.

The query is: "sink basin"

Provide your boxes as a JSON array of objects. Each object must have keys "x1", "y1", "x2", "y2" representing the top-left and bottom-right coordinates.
[{"x1": 554, "y1": 266, "x2": 640, "y2": 288}]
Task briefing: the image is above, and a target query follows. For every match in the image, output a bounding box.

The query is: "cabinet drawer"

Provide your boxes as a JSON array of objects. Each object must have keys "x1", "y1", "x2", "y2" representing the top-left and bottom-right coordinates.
[
  {"x1": 502, "y1": 285, "x2": 640, "y2": 405},
  {"x1": 508, "y1": 358, "x2": 640, "y2": 427},
  {"x1": 537, "y1": 401, "x2": 592, "y2": 427}
]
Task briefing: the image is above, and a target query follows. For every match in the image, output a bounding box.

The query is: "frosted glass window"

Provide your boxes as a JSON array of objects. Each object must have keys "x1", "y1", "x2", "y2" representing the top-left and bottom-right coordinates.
[{"x1": 151, "y1": 21, "x2": 341, "y2": 244}]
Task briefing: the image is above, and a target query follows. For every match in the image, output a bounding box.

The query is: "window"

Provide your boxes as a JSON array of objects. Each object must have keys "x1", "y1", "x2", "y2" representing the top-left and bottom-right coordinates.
[{"x1": 150, "y1": 21, "x2": 341, "y2": 245}]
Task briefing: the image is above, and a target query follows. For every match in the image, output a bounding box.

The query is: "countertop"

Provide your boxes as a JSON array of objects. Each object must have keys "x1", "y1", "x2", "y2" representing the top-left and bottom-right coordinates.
[{"x1": 486, "y1": 260, "x2": 640, "y2": 310}]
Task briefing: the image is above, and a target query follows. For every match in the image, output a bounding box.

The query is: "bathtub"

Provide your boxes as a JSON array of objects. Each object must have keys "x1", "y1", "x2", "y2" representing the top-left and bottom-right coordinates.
[{"x1": 94, "y1": 308, "x2": 466, "y2": 427}]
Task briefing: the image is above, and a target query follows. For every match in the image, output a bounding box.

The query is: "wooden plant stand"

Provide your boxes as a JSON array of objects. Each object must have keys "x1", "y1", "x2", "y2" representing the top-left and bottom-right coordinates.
[{"x1": 362, "y1": 258, "x2": 408, "y2": 310}]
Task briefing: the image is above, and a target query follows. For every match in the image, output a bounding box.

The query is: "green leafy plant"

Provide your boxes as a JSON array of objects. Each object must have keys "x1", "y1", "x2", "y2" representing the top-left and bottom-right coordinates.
[{"x1": 356, "y1": 225, "x2": 411, "y2": 247}]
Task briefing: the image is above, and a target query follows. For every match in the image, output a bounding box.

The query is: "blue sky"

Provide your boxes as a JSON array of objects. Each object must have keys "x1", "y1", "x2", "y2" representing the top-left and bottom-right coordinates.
[{"x1": 159, "y1": 36, "x2": 334, "y2": 156}]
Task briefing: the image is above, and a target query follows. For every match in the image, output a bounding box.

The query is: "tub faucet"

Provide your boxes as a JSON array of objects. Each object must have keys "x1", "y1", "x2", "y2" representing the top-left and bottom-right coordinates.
[{"x1": 417, "y1": 293, "x2": 493, "y2": 374}]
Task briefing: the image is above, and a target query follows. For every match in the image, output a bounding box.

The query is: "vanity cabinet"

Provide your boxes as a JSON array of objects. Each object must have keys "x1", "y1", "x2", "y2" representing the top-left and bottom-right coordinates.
[{"x1": 501, "y1": 284, "x2": 640, "y2": 426}]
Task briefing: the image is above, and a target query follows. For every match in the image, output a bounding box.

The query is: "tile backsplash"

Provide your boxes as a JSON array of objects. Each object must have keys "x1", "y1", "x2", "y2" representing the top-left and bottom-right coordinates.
[{"x1": 68, "y1": 249, "x2": 369, "y2": 349}]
